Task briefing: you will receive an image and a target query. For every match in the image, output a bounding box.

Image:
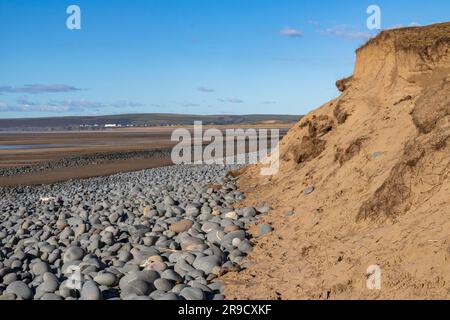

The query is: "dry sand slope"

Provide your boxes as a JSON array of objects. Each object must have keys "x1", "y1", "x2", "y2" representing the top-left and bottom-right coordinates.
[{"x1": 223, "y1": 23, "x2": 450, "y2": 300}]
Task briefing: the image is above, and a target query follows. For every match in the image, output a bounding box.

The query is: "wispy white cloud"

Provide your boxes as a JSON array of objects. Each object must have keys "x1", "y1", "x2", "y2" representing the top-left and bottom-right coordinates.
[
  {"x1": 0, "y1": 84, "x2": 82, "y2": 94},
  {"x1": 0, "y1": 98, "x2": 143, "y2": 113},
  {"x1": 280, "y1": 27, "x2": 303, "y2": 38},
  {"x1": 111, "y1": 100, "x2": 144, "y2": 108},
  {"x1": 386, "y1": 22, "x2": 422, "y2": 30},
  {"x1": 307, "y1": 20, "x2": 321, "y2": 27},
  {"x1": 218, "y1": 98, "x2": 244, "y2": 104},
  {"x1": 261, "y1": 100, "x2": 276, "y2": 105},
  {"x1": 320, "y1": 24, "x2": 373, "y2": 40},
  {"x1": 197, "y1": 86, "x2": 215, "y2": 93}
]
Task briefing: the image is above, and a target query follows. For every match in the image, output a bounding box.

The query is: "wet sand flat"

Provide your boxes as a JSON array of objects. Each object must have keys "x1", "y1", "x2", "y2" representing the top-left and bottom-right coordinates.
[{"x1": 0, "y1": 125, "x2": 291, "y2": 186}]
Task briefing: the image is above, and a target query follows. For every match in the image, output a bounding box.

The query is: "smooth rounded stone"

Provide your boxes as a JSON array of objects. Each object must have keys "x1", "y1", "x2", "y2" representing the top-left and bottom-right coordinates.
[
  {"x1": 206, "y1": 230, "x2": 225, "y2": 244},
  {"x1": 59, "y1": 228, "x2": 74, "y2": 239},
  {"x1": 94, "y1": 272, "x2": 118, "y2": 287},
  {"x1": 48, "y1": 252, "x2": 60, "y2": 264},
  {"x1": 149, "y1": 290, "x2": 167, "y2": 300},
  {"x1": 179, "y1": 235, "x2": 207, "y2": 252},
  {"x1": 259, "y1": 224, "x2": 273, "y2": 237},
  {"x1": 164, "y1": 196, "x2": 175, "y2": 206},
  {"x1": 207, "y1": 281, "x2": 225, "y2": 293},
  {"x1": 32, "y1": 261, "x2": 50, "y2": 275},
  {"x1": 171, "y1": 206, "x2": 184, "y2": 215},
  {"x1": 171, "y1": 283, "x2": 188, "y2": 294},
  {"x1": 286, "y1": 211, "x2": 295, "y2": 217},
  {"x1": 213, "y1": 294, "x2": 225, "y2": 300},
  {"x1": 201, "y1": 222, "x2": 220, "y2": 233},
  {"x1": 242, "y1": 207, "x2": 257, "y2": 217},
  {"x1": 37, "y1": 272, "x2": 59, "y2": 293},
  {"x1": 119, "y1": 270, "x2": 159, "y2": 289},
  {"x1": 161, "y1": 269, "x2": 183, "y2": 283},
  {"x1": 185, "y1": 205, "x2": 200, "y2": 217},
  {"x1": 169, "y1": 252, "x2": 195, "y2": 264},
  {"x1": 81, "y1": 281, "x2": 103, "y2": 300},
  {"x1": 133, "y1": 295, "x2": 153, "y2": 301},
  {"x1": 2, "y1": 273, "x2": 18, "y2": 285},
  {"x1": 180, "y1": 287, "x2": 205, "y2": 300},
  {"x1": 142, "y1": 236, "x2": 157, "y2": 246},
  {"x1": 186, "y1": 269, "x2": 205, "y2": 279},
  {"x1": 61, "y1": 260, "x2": 81, "y2": 275},
  {"x1": 193, "y1": 256, "x2": 221, "y2": 275},
  {"x1": 221, "y1": 230, "x2": 246, "y2": 244},
  {"x1": 56, "y1": 219, "x2": 68, "y2": 231},
  {"x1": 59, "y1": 281, "x2": 77, "y2": 299},
  {"x1": 372, "y1": 151, "x2": 382, "y2": 158},
  {"x1": 0, "y1": 293, "x2": 17, "y2": 300},
  {"x1": 175, "y1": 259, "x2": 196, "y2": 274},
  {"x1": 65, "y1": 297, "x2": 78, "y2": 300},
  {"x1": 224, "y1": 211, "x2": 238, "y2": 220},
  {"x1": 237, "y1": 240, "x2": 253, "y2": 254},
  {"x1": 157, "y1": 293, "x2": 179, "y2": 300},
  {"x1": 63, "y1": 246, "x2": 85, "y2": 263},
  {"x1": 121, "y1": 263, "x2": 140, "y2": 273},
  {"x1": 223, "y1": 224, "x2": 240, "y2": 233},
  {"x1": 170, "y1": 220, "x2": 194, "y2": 233},
  {"x1": 118, "y1": 250, "x2": 133, "y2": 262},
  {"x1": 121, "y1": 280, "x2": 153, "y2": 296},
  {"x1": 0, "y1": 267, "x2": 7, "y2": 277},
  {"x1": 143, "y1": 261, "x2": 167, "y2": 272},
  {"x1": 6, "y1": 281, "x2": 33, "y2": 300},
  {"x1": 257, "y1": 206, "x2": 271, "y2": 214},
  {"x1": 304, "y1": 186, "x2": 315, "y2": 195},
  {"x1": 10, "y1": 260, "x2": 22, "y2": 270},
  {"x1": 231, "y1": 238, "x2": 241, "y2": 247},
  {"x1": 191, "y1": 282, "x2": 212, "y2": 293},
  {"x1": 229, "y1": 249, "x2": 243, "y2": 259},
  {"x1": 11, "y1": 251, "x2": 26, "y2": 261},
  {"x1": 41, "y1": 293, "x2": 63, "y2": 300},
  {"x1": 131, "y1": 247, "x2": 159, "y2": 264},
  {"x1": 200, "y1": 206, "x2": 212, "y2": 214},
  {"x1": 154, "y1": 278, "x2": 174, "y2": 291},
  {"x1": 39, "y1": 243, "x2": 57, "y2": 254}
]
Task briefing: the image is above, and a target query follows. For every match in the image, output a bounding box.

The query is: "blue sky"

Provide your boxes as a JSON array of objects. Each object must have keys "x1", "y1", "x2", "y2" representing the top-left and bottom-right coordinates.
[{"x1": 0, "y1": 0, "x2": 449, "y2": 118}]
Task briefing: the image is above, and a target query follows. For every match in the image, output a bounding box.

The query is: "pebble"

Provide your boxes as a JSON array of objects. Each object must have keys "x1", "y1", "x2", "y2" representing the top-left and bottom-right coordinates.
[
  {"x1": 41, "y1": 293, "x2": 63, "y2": 300},
  {"x1": 157, "y1": 293, "x2": 179, "y2": 300},
  {"x1": 32, "y1": 261, "x2": 50, "y2": 275},
  {"x1": 0, "y1": 293, "x2": 17, "y2": 300},
  {"x1": 94, "y1": 272, "x2": 118, "y2": 287},
  {"x1": 259, "y1": 224, "x2": 273, "y2": 237},
  {"x1": 169, "y1": 220, "x2": 194, "y2": 233},
  {"x1": 154, "y1": 278, "x2": 174, "y2": 291},
  {"x1": 2, "y1": 273, "x2": 18, "y2": 285},
  {"x1": 304, "y1": 186, "x2": 315, "y2": 195},
  {"x1": 63, "y1": 246, "x2": 85, "y2": 263},
  {"x1": 193, "y1": 256, "x2": 222, "y2": 275},
  {"x1": 0, "y1": 164, "x2": 259, "y2": 300},
  {"x1": 81, "y1": 281, "x2": 103, "y2": 300},
  {"x1": 180, "y1": 287, "x2": 205, "y2": 300},
  {"x1": 37, "y1": 272, "x2": 59, "y2": 293},
  {"x1": 372, "y1": 151, "x2": 382, "y2": 158},
  {"x1": 121, "y1": 280, "x2": 153, "y2": 296},
  {"x1": 6, "y1": 281, "x2": 33, "y2": 300}
]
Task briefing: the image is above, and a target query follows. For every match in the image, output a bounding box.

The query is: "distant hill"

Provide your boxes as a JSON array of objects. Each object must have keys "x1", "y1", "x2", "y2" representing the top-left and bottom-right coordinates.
[{"x1": 0, "y1": 113, "x2": 301, "y2": 131}]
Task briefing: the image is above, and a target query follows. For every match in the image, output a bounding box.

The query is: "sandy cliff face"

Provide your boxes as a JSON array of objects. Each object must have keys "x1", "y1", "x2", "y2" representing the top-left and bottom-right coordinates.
[{"x1": 223, "y1": 23, "x2": 450, "y2": 299}]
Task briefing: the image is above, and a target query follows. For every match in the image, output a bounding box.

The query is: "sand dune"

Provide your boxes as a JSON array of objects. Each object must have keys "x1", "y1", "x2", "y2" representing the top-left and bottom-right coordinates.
[{"x1": 223, "y1": 22, "x2": 450, "y2": 300}]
